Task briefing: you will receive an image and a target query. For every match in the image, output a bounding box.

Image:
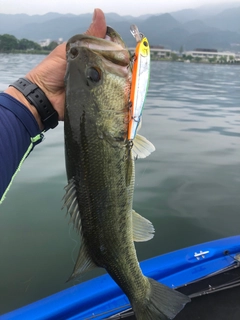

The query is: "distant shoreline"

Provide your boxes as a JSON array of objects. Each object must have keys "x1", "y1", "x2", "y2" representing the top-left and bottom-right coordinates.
[
  {"x1": 1, "y1": 52, "x2": 240, "y2": 66},
  {"x1": 0, "y1": 50, "x2": 50, "y2": 55},
  {"x1": 151, "y1": 56, "x2": 240, "y2": 65}
]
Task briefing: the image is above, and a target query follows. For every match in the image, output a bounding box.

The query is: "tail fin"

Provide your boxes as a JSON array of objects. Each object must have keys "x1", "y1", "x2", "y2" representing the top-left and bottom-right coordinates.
[{"x1": 133, "y1": 278, "x2": 190, "y2": 320}]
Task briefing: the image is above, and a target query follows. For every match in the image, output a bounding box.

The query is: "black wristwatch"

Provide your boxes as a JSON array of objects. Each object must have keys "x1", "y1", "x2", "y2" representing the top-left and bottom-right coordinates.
[{"x1": 10, "y1": 78, "x2": 58, "y2": 131}]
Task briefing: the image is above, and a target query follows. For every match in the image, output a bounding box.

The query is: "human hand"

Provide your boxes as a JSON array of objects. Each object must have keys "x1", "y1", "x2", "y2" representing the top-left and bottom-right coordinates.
[{"x1": 5, "y1": 8, "x2": 106, "y2": 128}]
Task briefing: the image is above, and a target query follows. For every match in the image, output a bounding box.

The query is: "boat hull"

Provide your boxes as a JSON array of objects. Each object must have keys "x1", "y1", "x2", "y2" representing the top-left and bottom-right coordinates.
[{"x1": 1, "y1": 236, "x2": 240, "y2": 320}]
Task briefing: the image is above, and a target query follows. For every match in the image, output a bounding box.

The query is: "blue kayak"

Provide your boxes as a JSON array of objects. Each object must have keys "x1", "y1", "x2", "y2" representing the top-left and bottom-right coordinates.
[{"x1": 1, "y1": 235, "x2": 240, "y2": 320}]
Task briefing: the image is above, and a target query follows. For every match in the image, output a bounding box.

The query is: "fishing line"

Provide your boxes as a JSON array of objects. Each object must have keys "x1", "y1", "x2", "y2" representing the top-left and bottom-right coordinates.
[
  {"x1": 84, "y1": 304, "x2": 132, "y2": 319},
  {"x1": 135, "y1": 163, "x2": 147, "y2": 187},
  {"x1": 21, "y1": 276, "x2": 34, "y2": 293},
  {"x1": 67, "y1": 225, "x2": 84, "y2": 285},
  {"x1": 67, "y1": 226, "x2": 83, "y2": 285}
]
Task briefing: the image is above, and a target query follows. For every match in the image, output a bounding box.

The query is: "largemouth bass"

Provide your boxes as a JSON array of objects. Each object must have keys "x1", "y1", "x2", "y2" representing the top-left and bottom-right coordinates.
[{"x1": 63, "y1": 27, "x2": 190, "y2": 319}]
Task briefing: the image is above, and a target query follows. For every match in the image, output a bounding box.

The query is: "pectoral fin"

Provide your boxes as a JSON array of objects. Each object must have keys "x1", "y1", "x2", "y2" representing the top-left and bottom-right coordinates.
[
  {"x1": 132, "y1": 134, "x2": 155, "y2": 159},
  {"x1": 132, "y1": 210, "x2": 155, "y2": 242}
]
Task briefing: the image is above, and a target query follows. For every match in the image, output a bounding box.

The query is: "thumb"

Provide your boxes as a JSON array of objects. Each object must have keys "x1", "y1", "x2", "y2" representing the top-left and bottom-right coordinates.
[{"x1": 85, "y1": 8, "x2": 107, "y2": 38}]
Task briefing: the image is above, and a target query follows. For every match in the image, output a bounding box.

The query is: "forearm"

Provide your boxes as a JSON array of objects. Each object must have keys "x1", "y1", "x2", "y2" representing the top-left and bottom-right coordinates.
[
  {"x1": 0, "y1": 8, "x2": 107, "y2": 203},
  {"x1": 0, "y1": 93, "x2": 42, "y2": 203}
]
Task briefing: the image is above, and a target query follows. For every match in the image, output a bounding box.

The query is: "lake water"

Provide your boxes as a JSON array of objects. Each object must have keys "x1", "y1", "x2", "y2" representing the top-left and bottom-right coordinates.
[{"x1": 0, "y1": 54, "x2": 240, "y2": 314}]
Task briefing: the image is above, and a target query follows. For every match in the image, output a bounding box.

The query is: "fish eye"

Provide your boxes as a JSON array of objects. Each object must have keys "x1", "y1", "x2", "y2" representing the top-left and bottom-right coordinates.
[
  {"x1": 86, "y1": 67, "x2": 101, "y2": 83},
  {"x1": 70, "y1": 47, "x2": 79, "y2": 59}
]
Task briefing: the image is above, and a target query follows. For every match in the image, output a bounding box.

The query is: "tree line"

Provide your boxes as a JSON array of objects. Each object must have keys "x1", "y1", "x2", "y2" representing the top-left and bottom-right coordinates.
[{"x1": 0, "y1": 34, "x2": 58, "y2": 53}]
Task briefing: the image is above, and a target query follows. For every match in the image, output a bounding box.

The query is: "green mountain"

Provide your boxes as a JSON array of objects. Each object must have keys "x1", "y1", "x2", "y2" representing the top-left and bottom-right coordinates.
[
  {"x1": 204, "y1": 7, "x2": 240, "y2": 32},
  {"x1": 171, "y1": 2, "x2": 240, "y2": 23},
  {"x1": 0, "y1": 12, "x2": 73, "y2": 35},
  {"x1": 1, "y1": 3, "x2": 240, "y2": 52}
]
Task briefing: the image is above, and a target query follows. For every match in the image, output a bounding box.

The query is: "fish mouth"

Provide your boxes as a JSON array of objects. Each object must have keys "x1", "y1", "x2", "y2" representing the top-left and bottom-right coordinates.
[{"x1": 66, "y1": 26, "x2": 131, "y2": 68}]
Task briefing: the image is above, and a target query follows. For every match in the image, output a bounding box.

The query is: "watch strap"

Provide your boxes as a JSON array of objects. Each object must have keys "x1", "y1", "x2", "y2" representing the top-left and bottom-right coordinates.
[{"x1": 10, "y1": 78, "x2": 58, "y2": 131}]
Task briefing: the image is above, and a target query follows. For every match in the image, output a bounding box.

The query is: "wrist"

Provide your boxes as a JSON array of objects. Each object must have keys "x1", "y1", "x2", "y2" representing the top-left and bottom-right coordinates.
[
  {"x1": 5, "y1": 86, "x2": 44, "y2": 131},
  {"x1": 7, "y1": 78, "x2": 58, "y2": 132}
]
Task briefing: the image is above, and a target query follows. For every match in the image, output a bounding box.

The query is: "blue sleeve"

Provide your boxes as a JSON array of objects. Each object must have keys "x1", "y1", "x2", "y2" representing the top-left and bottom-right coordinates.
[{"x1": 0, "y1": 93, "x2": 43, "y2": 203}]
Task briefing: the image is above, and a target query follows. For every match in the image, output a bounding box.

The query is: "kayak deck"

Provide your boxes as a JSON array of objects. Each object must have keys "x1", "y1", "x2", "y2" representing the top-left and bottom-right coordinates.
[{"x1": 1, "y1": 235, "x2": 240, "y2": 320}]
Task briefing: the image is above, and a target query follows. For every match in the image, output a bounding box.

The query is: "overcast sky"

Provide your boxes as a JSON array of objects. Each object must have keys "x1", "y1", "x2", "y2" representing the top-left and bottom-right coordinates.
[{"x1": 1, "y1": 0, "x2": 240, "y2": 16}]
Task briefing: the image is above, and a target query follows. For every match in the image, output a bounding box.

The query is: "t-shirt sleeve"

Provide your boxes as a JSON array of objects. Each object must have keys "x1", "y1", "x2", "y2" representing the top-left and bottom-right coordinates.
[{"x1": 0, "y1": 93, "x2": 43, "y2": 203}]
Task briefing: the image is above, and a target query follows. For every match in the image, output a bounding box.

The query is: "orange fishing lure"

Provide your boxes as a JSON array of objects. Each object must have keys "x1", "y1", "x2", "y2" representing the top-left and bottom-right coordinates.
[{"x1": 128, "y1": 25, "x2": 150, "y2": 140}]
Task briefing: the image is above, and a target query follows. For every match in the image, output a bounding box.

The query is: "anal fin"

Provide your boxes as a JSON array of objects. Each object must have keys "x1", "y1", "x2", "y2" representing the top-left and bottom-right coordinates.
[{"x1": 132, "y1": 210, "x2": 155, "y2": 242}]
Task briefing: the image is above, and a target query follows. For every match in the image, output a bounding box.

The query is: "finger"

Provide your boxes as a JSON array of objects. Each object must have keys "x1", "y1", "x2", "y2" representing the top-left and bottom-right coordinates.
[{"x1": 85, "y1": 8, "x2": 107, "y2": 38}]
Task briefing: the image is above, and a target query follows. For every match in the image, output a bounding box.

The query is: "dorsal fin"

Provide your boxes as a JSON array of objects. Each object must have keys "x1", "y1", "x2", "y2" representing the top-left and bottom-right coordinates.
[
  {"x1": 62, "y1": 178, "x2": 81, "y2": 233},
  {"x1": 62, "y1": 178, "x2": 98, "y2": 281},
  {"x1": 67, "y1": 242, "x2": 97, "y2": 281}
]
